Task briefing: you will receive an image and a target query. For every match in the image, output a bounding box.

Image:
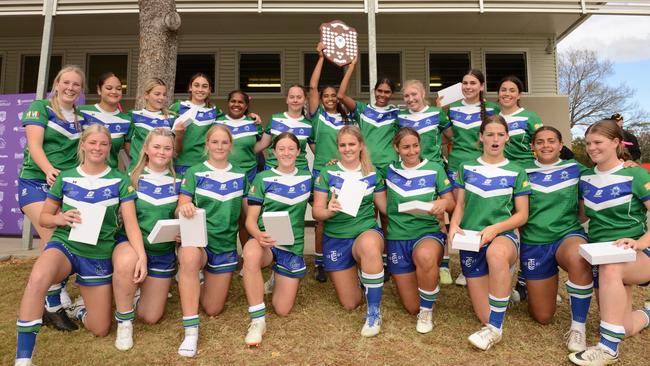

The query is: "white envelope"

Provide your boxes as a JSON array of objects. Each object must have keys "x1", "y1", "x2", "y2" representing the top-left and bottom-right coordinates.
[
  {"x1": 68, "y1": 201, "x2": 107, "y2": 245},
  {"x1": 437, "y1": 82, "x2": 464, "y2": 107},
  {"x1": 262, "y1": 211, "x2": 294, "y2": 246},
  {"x1": 452, "y1": 229, "x2": 481, "y2": 252},
  {"x1": 337, "y1": 178, "x2": 368, "y2": 217},
  {"x1": 173, "y1": 105, "x2": 199, "y2": 129},
  {"x1": 147, "y1": 219, "x2": 180, "y2": 244},
  {"x1": 180, "y1": 208, "x2": 208, "y2": 247},
  {"x1": 579, "y1": 242, "x2": 637, "y2": 265},
  {"x1": 398, "y1": 201, "x2": 433, "y2": 215}
]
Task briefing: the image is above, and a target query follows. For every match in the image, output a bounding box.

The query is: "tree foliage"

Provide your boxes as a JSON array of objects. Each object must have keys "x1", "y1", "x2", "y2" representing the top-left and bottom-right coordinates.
[{"x1": 558, "y1": 49, "x2": 649, "y2": 129}]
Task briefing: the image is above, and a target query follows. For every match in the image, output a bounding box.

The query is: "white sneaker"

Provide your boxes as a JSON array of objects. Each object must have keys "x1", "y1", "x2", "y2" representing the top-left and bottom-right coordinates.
[
  {"x1": 455, "y1": 273, "x2": 467, "y2": 286},
  {"x1": 115, "y1": 321, "x2": 134, "y2": 351},
  {"x1": 468, "y1": 325, "x2": 502, "y2": 351},
  {"x1": 360, "y1": 308, "x2": 382, "y2": 337},
  {"x1": 60, "y1": 287, "x2": 72, "y2": 309},
  {"x1": 178, "y1": 327, "x2": 199, "y2": 357},
  {"x1": 65, "y1": 296, "x2": 85, "y2": 320},
  {"x1": 439, "y1": 268, "x2": 452, "y2": 285},
  {"x1": 245, "y1": 318, "x2": 266, "y2": 347},
  {"x1": 416, "y1": 309, "x2": 433, "y2": 334},
  {"x1": 264, "y1": 273, "x2": 275, "y2": 295},
  {"x1": 569, "y1": 346, "x2": 619, "y2": 365},
  {"x1": 14, "y1": 359, "x2": 32, "y2": 366},
  {"x1": 510, "y1": 288, "x2": 521, "y2": 303},
  {"x1": 565, "y1": 328, "x2": 587, "y2": 353}
]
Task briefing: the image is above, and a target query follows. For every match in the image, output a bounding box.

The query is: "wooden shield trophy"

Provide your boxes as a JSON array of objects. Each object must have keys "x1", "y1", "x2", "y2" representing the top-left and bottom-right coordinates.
[{"x1": 320, "y1": 20, "x2": 358, "y2": 67}]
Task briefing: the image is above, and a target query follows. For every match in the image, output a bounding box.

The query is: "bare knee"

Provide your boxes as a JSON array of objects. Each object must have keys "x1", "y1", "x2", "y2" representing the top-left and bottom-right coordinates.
[
  {"x1": 138, "y1": 311, "x2": 163, "y2": 325},
  {"x1": 203, "y1": 302, "x2": 224, "y2": 317},
  {"x1": 340, "y1": 298, "x2": 361, "y2": 311},
  {"x1": 87, "y1": 322, "x2": 111, "y2": 337},
  {"x1": 530, "y1": 309, "x2": 554, "y2": 325},
  {"x1": 113, "y1": 253, "x2": 136, "y2": 276},
  {"x1": 272, "y1": 303, "x2": 293, "y2": 317},
  {"x1": 599, "y1": 263, "x2": 623, "y2": 282},
  {"x1": 404, "y1": 302, "x2": 419, "y2": 315},
  {"x1": 414, "y1": 251, "x2": 437, "y2": 270}
]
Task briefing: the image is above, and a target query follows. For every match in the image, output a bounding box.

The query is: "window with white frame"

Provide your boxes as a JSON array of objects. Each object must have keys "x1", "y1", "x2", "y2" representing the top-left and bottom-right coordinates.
[
  {"x1": 485, "y1": 52, "x2": 528, "y2": 92},
  {"x1": 428, "y1": 53, "x2": 471, "y2": 92},
  {"x1": 20, "y1": 55, "x2": 63, "y2": 93},
  {"x1": 239, "y1": 53, "x2": 281, "y2": 93},
  {"x1": 360, "y1": 53, "x2": 401, "y2": 93},
  {"x1": 87, "y1": 54, "x2": 129, "y2": 95}
]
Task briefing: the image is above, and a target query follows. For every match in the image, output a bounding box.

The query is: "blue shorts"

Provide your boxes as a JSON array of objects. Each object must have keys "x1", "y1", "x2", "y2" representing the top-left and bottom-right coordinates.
[
  {"x1": 460, "y1": 232, "x2": 519, "y2": 278},
  {"x1": 204, "y1": 248, "x2": 238, "y2": 274},
  {"x1": 593, "y1": 247, "x2": 650, "y2": 288},
  {"x1": 18, "y1": 178, "x2": 49, "y2": 208},
  {"x1": 271, "y1": 247, "x2": 306, "y2": 279},
  {"x1": 520, "y1": 230, "x2": 588, "y2": 280},
  {"x1": 147, "y1": 251, "x2": 177, "y2": 278},
  {"x1": 45, "y1": 241, "x2": 113, "y2": 286},
  {"x1": 174, "y1": 165, "x2": 190, "y2": 176},
  {"x1": 387, "y1": 232, "x2": 446, "y2": 274},
  {"x1": 323, "y1": 227, "x2": 384, "y2": 272}
]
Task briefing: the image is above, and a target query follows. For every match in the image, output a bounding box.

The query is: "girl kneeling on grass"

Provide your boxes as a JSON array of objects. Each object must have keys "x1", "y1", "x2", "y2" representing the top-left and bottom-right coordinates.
[
  {"x1": 569, "y1": 120, "x2": 650, "y2": 366},
  {"x1": 15, "y1": 124, "x2": 144, "y2": 366},
  {"x1": 312, "y1": 125, "x2": 388, "y2": 337},
  {"x1": 448, "y1": 115, "x2": 530, "y2": 351},
  {"x1": 520, "y1": 126, "x2": 593, "y2": 352},
  {"x1": 385, "y1": 127, "x2": 455, "y2": 333},
  {"x1": 111, "y1": 128, "x2": 180, "y2": 351},
  {"x1": 175, "y1": 124, "x2": 248, "y2": 357},
  {"x1": 242, "y1": 132, "x2": 313, "y2": 346}
]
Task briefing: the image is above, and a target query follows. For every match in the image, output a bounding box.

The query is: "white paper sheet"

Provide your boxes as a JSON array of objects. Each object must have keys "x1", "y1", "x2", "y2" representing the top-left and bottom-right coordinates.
[
  {"x1": 68, "y1": 201, "x2": 106, "y2": 245},
  {"x1": 147, "y1": 219, "x2": 180, "y2": 244},
  {"x1": 173, "y1": 105, "x2": 199, "y2": 129},
  {"x1": 262, "y1": 211, "x2": 294, "y2": 246},
  {"x1": 437, "y1": 82, "x2": 464, "y2": 107},
  {"x1": 337, "y1": 178, "x2": 368, "y2": 217},
  {"x1": 452, "y1": 229, "x2": 481, "y2": 252},
  {"x1": 398, "y1": 201, "x2": 434, "y2": 215},
  {"x1": 180, "y1": 208, "x2": 208, "y2": 247},
  {"x1": 579, "y1": 242, "x2": 637, "y2": 265}
]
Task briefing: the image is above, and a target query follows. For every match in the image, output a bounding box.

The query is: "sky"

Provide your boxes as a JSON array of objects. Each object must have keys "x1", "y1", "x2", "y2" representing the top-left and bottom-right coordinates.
[{"x1": 558, "y1": 15, "x2": 650, "y2": 136}]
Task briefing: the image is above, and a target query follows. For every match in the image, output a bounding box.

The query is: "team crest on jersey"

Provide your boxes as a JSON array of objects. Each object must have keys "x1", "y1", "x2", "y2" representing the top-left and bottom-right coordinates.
[
  {"x1": 128, "y1": 186, "x2": 135, "y2": 193},
  {"x1": 522, "y1": 180, "x2": 529, "y2": 187},
  {"x1": 26, "y1": 111, "x2": 40, "y2": 119}
]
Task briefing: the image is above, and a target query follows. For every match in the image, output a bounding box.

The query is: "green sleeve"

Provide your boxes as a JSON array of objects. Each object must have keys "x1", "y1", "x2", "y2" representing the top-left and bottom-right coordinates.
[
  {"x1": 169, "y1": 100, "x2": 181, "y2": 114},
  {"x1": 374, "y1": 171, "x2": 385, "y2": 192},
  {"x1": 47, "y1": 173, "x2": 64, "y2": 200},
  {"x1": 119, "y1": 173, "x2": 137, "y2": 202},
  {"x1": 455, "y1": 163, "x2": 466, "y2": 188},
  {"x1": 632, "y1": 168, "x2": 650, "y2": 202},
  {"x1": 126, "y1": 110, "x2": 135, "y2": 142},
  {"x1": 438, "y1": 107, "x2": 451, "y2": 130},
  {"x1": 435, "y1": 164, "x2": 453, "y2": 194},
  {"x1": 314, "y1": 168, "x2": 330, "y2": 193},
  {"x1": 22, "y1": 100, "x2": 49, "y2": 127},
  {"x1": 528, "y1": 113, "x2": 543, "y2": 135},
  {"x1": 180, "y1": 167, "x2": 197, "y2": 197},
  {"x1": 248, "y1": 174, "x2": 264, "y2": 204},
  {"x1": 514, "y1": 168, "x2": 532, "y2": 196}
]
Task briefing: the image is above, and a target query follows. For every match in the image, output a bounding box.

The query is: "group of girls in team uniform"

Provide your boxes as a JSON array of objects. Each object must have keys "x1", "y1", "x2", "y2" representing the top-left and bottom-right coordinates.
[{"x1": 13, "y1": 41, "x2": 650, "y2": 365}]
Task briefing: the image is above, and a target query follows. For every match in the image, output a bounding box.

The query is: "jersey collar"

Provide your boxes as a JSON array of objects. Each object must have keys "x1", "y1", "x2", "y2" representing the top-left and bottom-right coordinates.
[
  {"x1": 499, "y1": 107, "x2": 524, "y2": 118},
  {"x1": 400, "y1": 158, "x2": 428, "y2": 170},
  {"x1": 477, "y1": 157, "x2": 509, "y2": 168},
  {"x1": 94, "y1": 103, "x2": 120, "y2": 116},
  {"x1": 203, "y1": 161, "x2": 232, "y2": 172},
  {"x1": 144, "y1": 166, "x2": 170, "y2": 177},
  {"x1": 336, "y1": 161, "x2": 361, "y2": 172},
  {"x1": 76, "y1": 165, "x2": 111, "y2": 178},
  {"x1": 271, "y1": 167, "x2": 298, "y2": 176},
  {"x1": 594, "y1": 162, "x2": 624, "y2": 175},
  {"x1": 533, "y1": 159, "x2": 562, "y2": 169}
]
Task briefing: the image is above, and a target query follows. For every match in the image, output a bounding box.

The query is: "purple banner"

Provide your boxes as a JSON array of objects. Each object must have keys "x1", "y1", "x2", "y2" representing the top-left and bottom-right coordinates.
[
  {"x1": 0, "y1": 93, "x2": 85, "y2": 236},
  {"x1": 0, "y1": 94, "x2": 36, "y2": 235}
]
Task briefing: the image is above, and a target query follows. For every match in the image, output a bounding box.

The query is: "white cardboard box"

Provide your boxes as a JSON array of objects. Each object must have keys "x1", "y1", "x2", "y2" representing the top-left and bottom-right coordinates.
[
  {"x1": 398, "y1": 201, "x2": 433, "y2": 215},
  {"x1": 68, "y1": 201, "x2": 107, "y2": 245},
  {"x1": 173, "y1": 105, "x2": 199, "y2": 129},
  {"x1": 338, "y1": 178, "x2": 368, "y2": 217},
  {"x1": 147, "y1": 219, "x2": 180, "y2": 244},
  {"x1": 262, "y1": 211, "x2": 294, "y2": 246},
  {"x1": 180, "y1": 208, "x2": 208, "y2": 247},
  {"x1": 579, "y1": 242, "x2": 637, "y2": 265},
  {"x1": 437, "y1": 82, "x2": 464, "y2": 107},
  {"x1": 452, "y1": 229, "x2": 481, "y2": 252}
]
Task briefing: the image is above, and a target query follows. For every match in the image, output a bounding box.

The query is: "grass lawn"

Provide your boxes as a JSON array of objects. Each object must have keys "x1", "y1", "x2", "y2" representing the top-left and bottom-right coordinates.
[{"x1": 1, "y1": 256, "x2": 648, "y2": 365}]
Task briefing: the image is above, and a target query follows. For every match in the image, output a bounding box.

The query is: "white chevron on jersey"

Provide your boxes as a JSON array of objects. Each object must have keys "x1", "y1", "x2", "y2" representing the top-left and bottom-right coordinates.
[
  {"x1": 318, "y1": 112, "x2": 346, "y2": 130},
  {"x1": 136, "y1": 175, "x2": 180, "y2": 206},
  {"x1": 47, "y1": 120, "x2": 81, "y2": 139},
  {"x1": 501, "y1": 111, "x2": 527, "y2": 136},
  {"x1": 386, "y1": 165, "x2": 437, "y2": 197},
  {"x1": 329, "y1": 170, "x2": 376, "y2": 196},
  {"x1": 526, "y1": 162, "x2": 580, "y2": 194},
  {"x1": 463, "y1": 163, "x2": 518, "y2": 198},
  {"x1": 581, "y1": 172, "x2": 633, "y2": 211},
  {"x1": 398, "y1": 111, "x2": 441, "y2": 134},
  {"x1": 269, "y1": 115, "x2": 312, "y2": 140}
]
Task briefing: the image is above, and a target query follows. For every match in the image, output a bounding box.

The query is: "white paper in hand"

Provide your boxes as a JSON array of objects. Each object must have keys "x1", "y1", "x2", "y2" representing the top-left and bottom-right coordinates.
[
  {"x1": 337, "y1": 177, "x2": 368, "y2": 217},
  {"x1": 68, "y1": 201, "x2": 106, "y2": 245},
  {"x1": 262, "y1": 211, "x2": 294, "y2": 246},
  {"x1": 579, "y1": 242, "x2": 637, "y2": 265},
  {"x1": 180, "y1": 208, "x2": 208, "y2": 247},
  {"x1": 147, "y1": 219, "x2": 180, "y2": 244},
  {"x1": 437, "y1": 82, "x2": 464, "y2": 107},
  {"x1": 398, "y1": 201, "x2": 434, "y2": 215},
  {"x1": 173, "y1": 104, "x2": 199, "y2": 129},
  {"x1": 452, "y1": 229, "x2": 481, "y2": 252}
]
